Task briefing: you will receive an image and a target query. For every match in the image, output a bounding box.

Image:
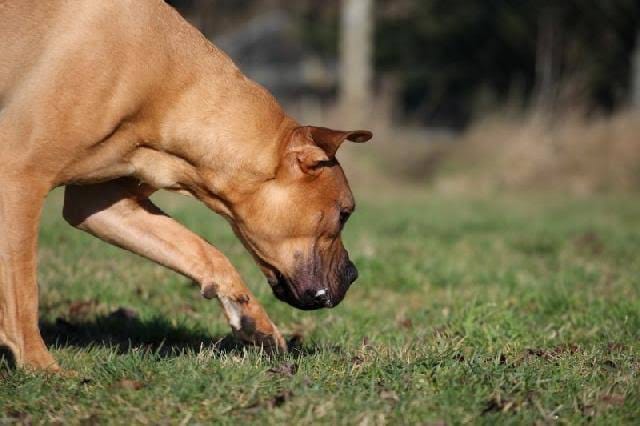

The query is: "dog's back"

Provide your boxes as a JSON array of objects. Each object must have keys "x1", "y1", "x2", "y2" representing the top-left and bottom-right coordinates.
[
  {"x1": 0, "y1": 0, "x2": 189, "y2": 158},
  {"x1": 0, "y1": 0, "x2": 281, "y2": 162},
  {"x1": 0, "y1": 1, "x2": 55, "y2": 98}
]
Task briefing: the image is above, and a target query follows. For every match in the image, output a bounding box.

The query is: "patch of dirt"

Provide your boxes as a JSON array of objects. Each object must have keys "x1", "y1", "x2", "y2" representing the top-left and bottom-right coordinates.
[
  {"x1": 397, "y1": 318, "x2": 413, "y2": 329},
  {"x1": 573, "y1": 231, "x2": 604, "y2": 255},
  {"x1": 109, "y1": 307, "x2": 139, "y2": 321},
  {"x1": 242, "y1": 390, "x2": 294, "y2": 412},
  {"x1": 79, "y1": 414, "x2": 100, "y2": 425},
  {"x1": 267, "y1": 362, "x2": 298, "y2": 377},
  {"x1": 351, "y1": 354, "x2": 365, "y2": 366},
  {"x1": 4, "y1": 410, "x2": 32, "y2": 425},
  {"x1": 452, "y1": 353, "x2": 465, "y2": 362},
  {"x1": 177, "y1": 304, "x2": 196, "y2": 314},
  {"x1": 68, "y1": 300, "x2": 100, "y2": 318},
  {"x1": 599, "y1": 394, "x2": 625, "y2": 407},
  {"x1": 379, "y1": 389, "x2": 400, "y2": 404},
  {"x1": 524, "y1": 344, "x2": 579, "y2": 361},
  {"x1": 115, "y1": 379, "x2": 145, "y2": 390},
  {"x1": 607, "y1": 342, "x2": 626, "y2": 352},
  {"x1": 581, "y1": 393, "x2": 626, "y2": 418},
  {"x1": 362, "y1": 336, "x2": 371, "y2": 349},
  {"x1": 482, "y1": 396, "x2": 516, "y2": 414},
  {"x1": 268, "y1": 390, "x2": 293, "y2": 408},
  {"x1": 482, "y1": 392, "x2": 537, "y2": 415}
]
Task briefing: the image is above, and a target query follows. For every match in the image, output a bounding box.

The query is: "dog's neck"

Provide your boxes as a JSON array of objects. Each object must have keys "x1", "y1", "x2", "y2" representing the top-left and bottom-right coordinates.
[{"x1": 141, "y1": 27, "x2": 296, "y2": 215}]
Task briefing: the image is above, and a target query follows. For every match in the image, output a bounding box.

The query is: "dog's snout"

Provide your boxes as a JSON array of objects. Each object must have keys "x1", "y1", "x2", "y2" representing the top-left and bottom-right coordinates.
[
  {"x1": 308, "y1": 288, "x2": 331, "y2": 307},
  {"x1": 314, "y1": 288, "x2": 328, "y2": 301},
  {"x1": 345, "y1": 261, "x2": 358, "y2": 284}
]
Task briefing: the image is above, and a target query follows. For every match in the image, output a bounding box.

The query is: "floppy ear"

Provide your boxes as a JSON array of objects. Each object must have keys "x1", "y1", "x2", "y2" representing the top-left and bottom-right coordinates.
[
  {"x1": 308, "y1": 126, "x2": 373, "y2": 158},
  {"x1": 296, "y1": 145, "x2": 330, "y2": 176}
]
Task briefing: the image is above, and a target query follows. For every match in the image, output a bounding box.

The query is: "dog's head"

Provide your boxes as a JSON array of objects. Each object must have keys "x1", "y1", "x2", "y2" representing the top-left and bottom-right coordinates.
[{"x1": 230, "y1": 125, "x2": 372, "y2": 310}]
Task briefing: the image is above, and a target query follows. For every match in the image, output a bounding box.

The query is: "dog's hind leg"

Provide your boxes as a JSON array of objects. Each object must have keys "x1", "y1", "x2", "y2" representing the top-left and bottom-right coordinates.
[
  {"x1": 0, "y1": 179, "x2": 59, "y2": 371},
  {"x1": 62, "y1": 178, "x2": 286, "y2": 352}
]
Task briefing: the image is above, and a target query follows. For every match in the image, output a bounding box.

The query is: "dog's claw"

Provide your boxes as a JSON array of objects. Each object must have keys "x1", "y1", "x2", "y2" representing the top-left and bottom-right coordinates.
[{"x1": 265, "y1": 323, "x2": 288, "y2": 353}]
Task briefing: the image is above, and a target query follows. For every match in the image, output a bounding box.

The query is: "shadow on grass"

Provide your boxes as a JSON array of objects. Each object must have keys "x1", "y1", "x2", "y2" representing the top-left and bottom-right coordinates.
[
  {"x1": 0, "y1": 313, "x2": 322, "y2": 368},
  {"x1": 38, "y1": 314, "x2": 246, "y2": 357}
]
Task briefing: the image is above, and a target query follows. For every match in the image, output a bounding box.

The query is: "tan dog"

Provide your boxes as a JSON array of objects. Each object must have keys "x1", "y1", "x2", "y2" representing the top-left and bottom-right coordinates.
[{"x1": 0, "y1": 0, "x2": 372, "y2": 371}]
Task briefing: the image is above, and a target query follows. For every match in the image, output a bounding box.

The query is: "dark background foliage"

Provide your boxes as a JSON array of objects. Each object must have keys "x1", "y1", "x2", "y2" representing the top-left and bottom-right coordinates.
[{"x1": 167, "y1": 0, "x2": 640, "y2": 127}]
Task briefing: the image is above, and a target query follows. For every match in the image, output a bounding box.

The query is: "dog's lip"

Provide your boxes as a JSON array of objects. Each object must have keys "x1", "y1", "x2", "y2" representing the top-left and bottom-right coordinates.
[
  {"x1": 269, "y1": 272, "x2": 297, "y2": 304},
  {"x1": 258, "y1": 260, "x2": 281, "y2": 285},
  {"x1": 265, "y1": 267, "x2": 296, "y2": 298},
  {"x1": 267, "y1": 269, "x2": 325, "y2": 310},
  {"x1": 265, "y1": 267, "x2": 286, "y2": 288},
  {"x1": 262, "y1": 264, "x2": 336, "y2": 310}
]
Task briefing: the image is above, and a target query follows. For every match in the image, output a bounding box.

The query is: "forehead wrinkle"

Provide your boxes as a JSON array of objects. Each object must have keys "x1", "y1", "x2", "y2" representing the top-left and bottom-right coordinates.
[{"x1": 314, "y1": 210, "x2": 325, "y2": 232}]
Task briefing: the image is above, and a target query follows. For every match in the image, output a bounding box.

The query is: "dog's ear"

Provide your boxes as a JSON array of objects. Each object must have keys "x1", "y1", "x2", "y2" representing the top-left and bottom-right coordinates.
[
  {"x1": 288, "y1": 126, "x2": 372, "y2": 176},
  {"x1": 296, "y1": 145, "x2": 331, "y2": 176},
  {"x1": 307, "y1": 126, "x2": 373, "y2": 158}
]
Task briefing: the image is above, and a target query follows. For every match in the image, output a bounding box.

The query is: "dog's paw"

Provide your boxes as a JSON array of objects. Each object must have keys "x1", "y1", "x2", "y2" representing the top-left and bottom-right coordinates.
[
  {"x1": 232, "y1": 317, "x2": 287, "y2": 354},
  {"x1": 218, "y1": 293, "x2": 287, "y2": 353},
  {"x1": 20, "y1": 351, "x2": 61, "y2": 373},
  {"x1": 258, "y1": 322, "x2": 288, "y2": 353}
]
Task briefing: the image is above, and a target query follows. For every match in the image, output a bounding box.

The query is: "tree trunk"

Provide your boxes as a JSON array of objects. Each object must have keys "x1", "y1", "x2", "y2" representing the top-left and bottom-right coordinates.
[
  {"x1": 632, "y1": 30, "x2": 640, "y2": 109},
  {"x1": 193, "y1": 0, "x2": 216, "y2": 39},
  {"x1": 534, "y1": 6, "x2": 558, "y2": 112},
  {"x1": 339, "y1": 0, "x2": 374, "y2": 128}
]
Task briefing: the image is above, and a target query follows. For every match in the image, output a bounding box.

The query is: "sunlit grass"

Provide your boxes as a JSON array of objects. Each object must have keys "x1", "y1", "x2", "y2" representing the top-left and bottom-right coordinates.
[{"x1": 1, "y1": 190, "x2": 639, "y2": 424}]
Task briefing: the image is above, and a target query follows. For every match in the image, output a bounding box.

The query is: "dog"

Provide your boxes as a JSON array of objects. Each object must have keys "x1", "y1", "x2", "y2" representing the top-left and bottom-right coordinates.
[{"x1": 0, "y1": 0, "x2": 372, "y2": 370}]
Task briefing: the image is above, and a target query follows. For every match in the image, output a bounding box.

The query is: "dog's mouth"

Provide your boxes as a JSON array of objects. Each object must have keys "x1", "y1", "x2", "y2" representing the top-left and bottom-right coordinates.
[
  {"x1": 268, "y1": 270, "x2": 294, "y2": 302},
  {"x1": 232, "y1": 225, "x2": 336, "y2": 310},
  {"x1": 266, "y1": 268, "x2": 334, "y2": 310}
]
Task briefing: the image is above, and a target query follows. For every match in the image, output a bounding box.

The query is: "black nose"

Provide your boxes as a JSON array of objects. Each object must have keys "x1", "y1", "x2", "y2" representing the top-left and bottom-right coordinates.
[
  {"x1": 346, "y1": 261, "x2": 358, "y2": 284},
  {"x1": 309, "y1": 288, "x2": 331, "y2": 306}
]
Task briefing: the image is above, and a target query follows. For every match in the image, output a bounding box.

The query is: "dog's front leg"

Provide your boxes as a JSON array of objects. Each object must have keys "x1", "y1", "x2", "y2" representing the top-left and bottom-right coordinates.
[
  {"x1": 63, "y1": 179, "x2": 286, "y2": 352},
  {"x1": 0, "y1": 180, "x2": 59, "y2": 371}
]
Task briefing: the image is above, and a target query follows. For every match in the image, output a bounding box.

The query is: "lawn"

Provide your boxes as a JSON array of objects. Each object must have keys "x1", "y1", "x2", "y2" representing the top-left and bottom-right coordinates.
[{"x1": 1, "y1": 189, "x2": 639, "y2": 424}]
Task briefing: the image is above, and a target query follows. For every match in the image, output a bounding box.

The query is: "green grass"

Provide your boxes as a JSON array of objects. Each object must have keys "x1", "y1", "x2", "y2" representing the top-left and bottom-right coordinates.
[{"x1": 1, "y1": 190, "x2": 639, "y2": 424}]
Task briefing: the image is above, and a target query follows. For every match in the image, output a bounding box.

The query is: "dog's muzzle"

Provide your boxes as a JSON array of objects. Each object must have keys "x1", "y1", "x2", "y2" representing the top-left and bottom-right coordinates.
[{"x1": 269, "y1": 261, "x2": 358, "y2": 310}]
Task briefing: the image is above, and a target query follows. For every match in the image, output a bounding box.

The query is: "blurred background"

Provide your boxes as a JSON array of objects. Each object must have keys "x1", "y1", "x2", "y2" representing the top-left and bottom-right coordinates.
[{"x1": 168, "y1": 0, "x2": 640, "y2": 195}]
